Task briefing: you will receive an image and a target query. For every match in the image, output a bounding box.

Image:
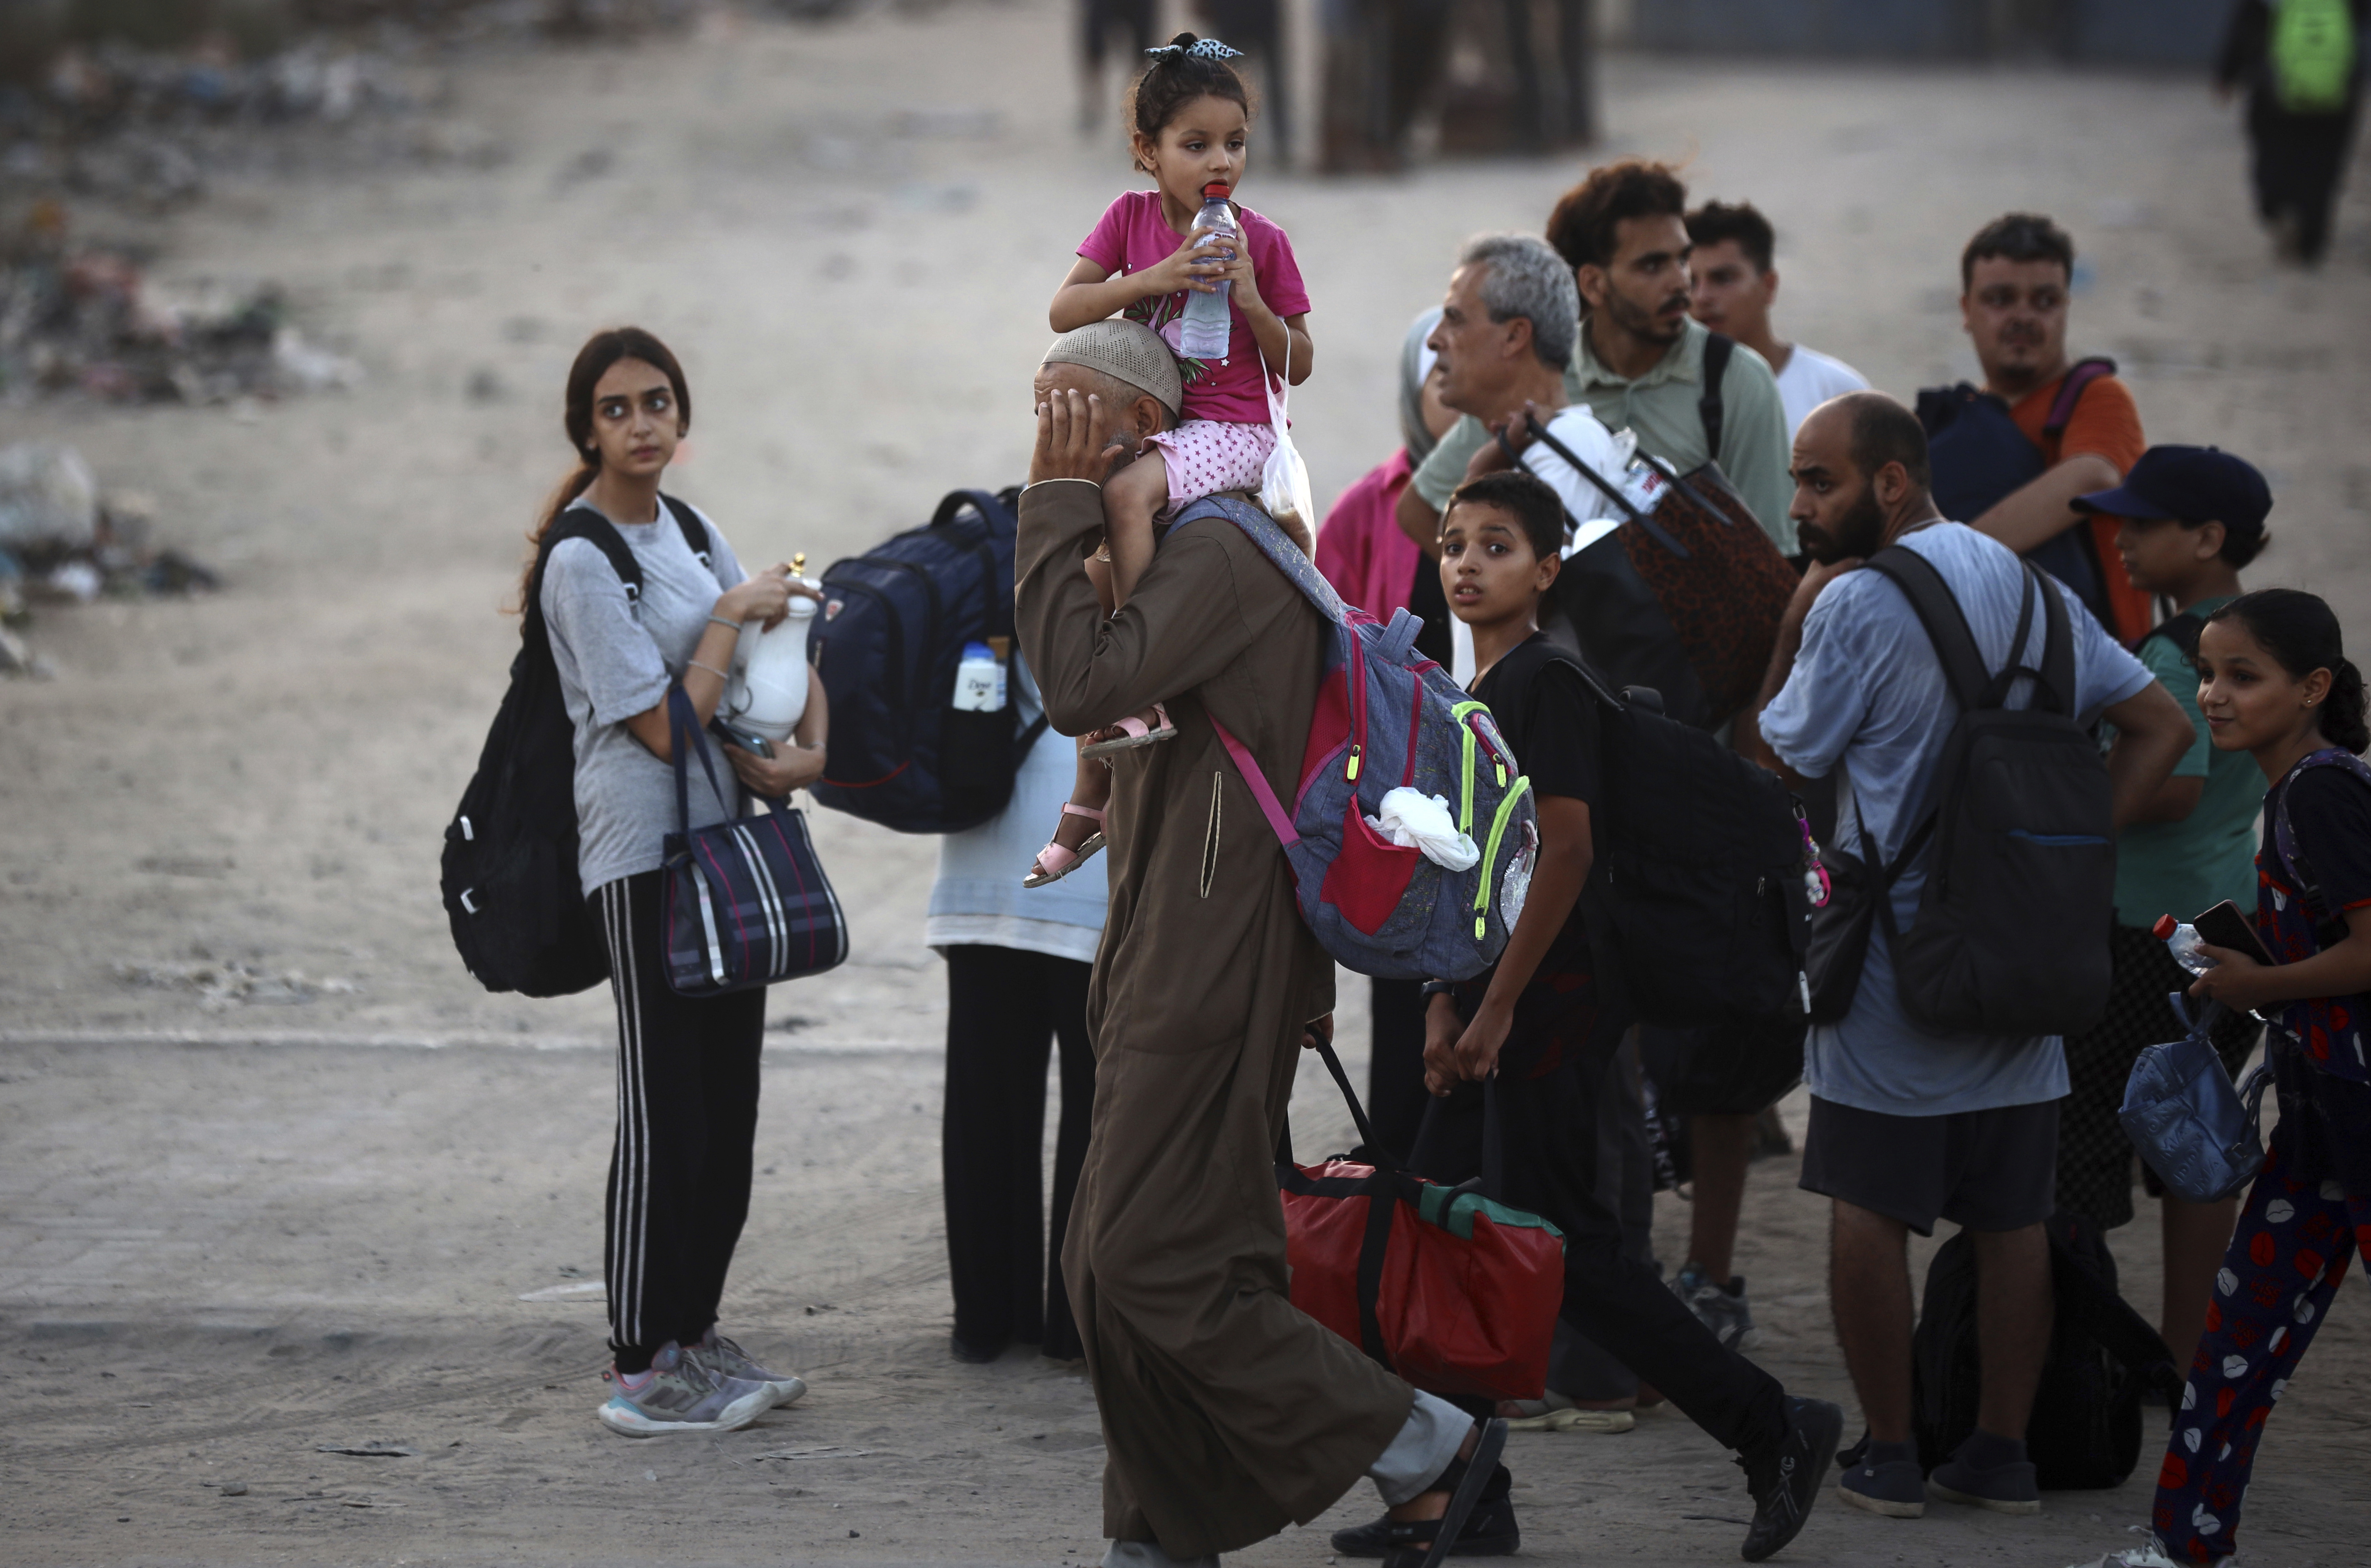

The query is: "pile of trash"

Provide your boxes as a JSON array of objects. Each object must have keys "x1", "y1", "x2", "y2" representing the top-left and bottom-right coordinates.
[
  {"x1": 0, "y1": 2, "x2": 738, "y2": 207},
  {"x1": 0, "y1": 440, "x2": 221, "y2": 678},
  {"x1": 2, "y1": 198, "x2": 361, "y2": 403}
]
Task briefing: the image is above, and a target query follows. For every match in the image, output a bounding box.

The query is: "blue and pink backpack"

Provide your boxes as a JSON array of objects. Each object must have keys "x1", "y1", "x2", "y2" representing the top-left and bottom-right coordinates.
[{"x1": 1184, "y1": 496, "x2": 1537, "y2": 982}]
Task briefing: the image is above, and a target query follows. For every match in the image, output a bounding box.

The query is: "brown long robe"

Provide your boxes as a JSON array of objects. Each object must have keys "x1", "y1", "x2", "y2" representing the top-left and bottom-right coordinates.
[{"x1": 1015, "y1": 480, "x2": 1415, "y2": 1557}]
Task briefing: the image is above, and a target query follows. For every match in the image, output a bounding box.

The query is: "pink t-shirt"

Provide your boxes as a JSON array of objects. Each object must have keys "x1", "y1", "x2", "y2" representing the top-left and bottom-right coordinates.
[{"x1": 1076, "y1": 189, "x2": 1311, "y2": 427}]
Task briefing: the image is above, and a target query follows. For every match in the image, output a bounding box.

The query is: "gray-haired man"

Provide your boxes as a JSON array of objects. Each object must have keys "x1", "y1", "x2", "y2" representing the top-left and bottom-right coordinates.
[{"x1": 1419, "y1": 233, "x2": 1632, "y2": 553}]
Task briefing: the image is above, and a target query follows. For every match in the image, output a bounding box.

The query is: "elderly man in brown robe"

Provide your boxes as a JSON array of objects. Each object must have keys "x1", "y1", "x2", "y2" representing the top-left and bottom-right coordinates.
[{"x1": 1016, "y1": 320, "x2": 1505, "y2": 1568}]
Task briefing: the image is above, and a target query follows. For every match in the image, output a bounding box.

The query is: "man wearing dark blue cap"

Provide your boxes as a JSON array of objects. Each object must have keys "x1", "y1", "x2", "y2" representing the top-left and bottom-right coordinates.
[{"x1": 2056, "y1": 444, "x2": 2274, "y2": 1379}]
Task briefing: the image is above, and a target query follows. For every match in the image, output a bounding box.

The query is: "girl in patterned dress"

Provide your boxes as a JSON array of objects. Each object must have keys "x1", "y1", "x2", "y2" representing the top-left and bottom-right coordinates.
[
  {"x1": 2085, "y1": 589, "x2": 2371, "y2": 1566},
  {"x1": 1028, "y1": 31, "x2": 1315, "y2": 886}
]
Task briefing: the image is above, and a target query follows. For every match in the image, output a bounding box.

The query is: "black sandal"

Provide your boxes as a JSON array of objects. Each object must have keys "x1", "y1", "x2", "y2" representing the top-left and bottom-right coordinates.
[{"x1": 1380, "y1": 1417, "x2": 1509, "y2": 1568}]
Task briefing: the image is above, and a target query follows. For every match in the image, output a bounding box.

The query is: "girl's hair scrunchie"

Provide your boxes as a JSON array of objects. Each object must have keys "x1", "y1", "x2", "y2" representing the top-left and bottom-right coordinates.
[{"x1": 1145, "y1": 35, "x2": 1243, "y2": 63}]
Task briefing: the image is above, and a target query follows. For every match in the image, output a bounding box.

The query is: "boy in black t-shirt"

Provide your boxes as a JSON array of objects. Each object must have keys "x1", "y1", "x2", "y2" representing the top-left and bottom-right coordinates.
[{"x1": 1341, "y1": 469, "x2": 1841, "y2": 1563}]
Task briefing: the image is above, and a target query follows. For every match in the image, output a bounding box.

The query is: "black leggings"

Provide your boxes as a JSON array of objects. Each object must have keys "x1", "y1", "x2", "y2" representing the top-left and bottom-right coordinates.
[{"x1": 596, "y1": 871, "x2": 765, "y2": 1374}]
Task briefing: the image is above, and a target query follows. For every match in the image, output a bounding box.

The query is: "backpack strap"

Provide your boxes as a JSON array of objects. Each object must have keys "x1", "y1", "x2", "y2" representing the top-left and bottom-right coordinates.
[
  {"x1": 2041, "y1": 357, "x2": 2118, "y2": 448},
  {"x1": 1699, "y1": 332, "x2": 1734, "y2": 461},
  {"x1": 2016, "y1": 563, "x2": 2077, "y2": 718},
  {"x1": 1862, "y1": 546, "x2": 1997, "y2": 713},
  {"x1": 655, "y1": 491, "x2": 723, "y2": 584},
  {"x1": 2271, "y1": 747, "x2": 2371, "y2": 943},
  {"x1": 1175, "y1": 494, "x2": 1352, "y2": 622},
  {"x1": 930, "y1": 488, "x2": 1024, "y2": 646},
  {"x1": 2142, "y1": 610, "x2": 2207, "y2": 664},
  {"x1": 533, "y1": 508, "x2": 647, "y2": 625}
]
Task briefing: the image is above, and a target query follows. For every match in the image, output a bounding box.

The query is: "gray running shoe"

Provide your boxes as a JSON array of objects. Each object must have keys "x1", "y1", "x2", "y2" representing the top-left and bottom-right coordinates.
[
  {"x1": 691, "y1": 1330, "x2": 808, "y2": 1409},
  {"x1": 1671, "y1": 1264, "x2": 1760, "y2": 1351},
  {"x1": 597, "y1": 1340, "x2": 773, "y2": 1437}
]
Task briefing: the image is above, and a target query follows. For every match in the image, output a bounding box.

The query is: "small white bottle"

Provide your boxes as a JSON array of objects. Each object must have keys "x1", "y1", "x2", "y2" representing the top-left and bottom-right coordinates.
[
  {"x1": 2153, "y1": 914, "x2": 2217, "y2": 976},
  {"x1": 951, "y1": 640, "x2": 1005, "y2": 712}
]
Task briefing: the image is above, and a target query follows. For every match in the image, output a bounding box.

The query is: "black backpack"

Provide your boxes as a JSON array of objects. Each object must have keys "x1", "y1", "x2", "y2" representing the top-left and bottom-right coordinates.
[
  {"x1": 1540, "y1": 650, "x2": 1814, "y2": 1031},
  {"x1": 807, "y1": 487, "x2": 1048, "y2": 834},
  {"x1": 440, "y1": 498, "x2": 713, "y2": 997},
  {"x1": 1840, "y1": 545, "x2": 2116, "y2": 1037},
  {"x1": 1909, "y1": 1209, "x2": 2181, "y2": 1488},
  {"x1": 1919, "y1": 357, "x2": 2118, "y2": 630}
]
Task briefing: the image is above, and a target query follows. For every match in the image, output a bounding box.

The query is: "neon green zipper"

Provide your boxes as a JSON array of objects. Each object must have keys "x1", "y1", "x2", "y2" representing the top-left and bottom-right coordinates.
[
  {"x1": 1450, "y1": 701, "x2": 1489, "y2": 837},
  {"x1": 1471, "y1": 777, "x2": 1533, "y2": 940}
]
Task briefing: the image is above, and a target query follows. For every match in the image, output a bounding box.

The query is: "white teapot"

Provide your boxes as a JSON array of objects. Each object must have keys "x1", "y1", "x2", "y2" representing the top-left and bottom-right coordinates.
[{"x1": 721, "y1": 556, "x2": 819, "y2": 743}]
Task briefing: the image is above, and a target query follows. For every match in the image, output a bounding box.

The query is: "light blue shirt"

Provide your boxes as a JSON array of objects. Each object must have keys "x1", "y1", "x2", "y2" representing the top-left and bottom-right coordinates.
[
  {"x1": 1759, "y1": 522, "x2": 2154, "y2": 1116},
  {"x1": 925, "y1": 655, "x2": 1108, "y2": 963}
]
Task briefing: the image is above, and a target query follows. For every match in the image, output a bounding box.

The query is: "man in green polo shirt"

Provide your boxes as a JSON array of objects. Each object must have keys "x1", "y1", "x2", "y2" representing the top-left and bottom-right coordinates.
[
  {"x1": 1396, "y1": 158, "x2": 1795, "y2": 556},
  {"x1": 2053, "y1": 444, "x2": 2273, "y2": 1384}
]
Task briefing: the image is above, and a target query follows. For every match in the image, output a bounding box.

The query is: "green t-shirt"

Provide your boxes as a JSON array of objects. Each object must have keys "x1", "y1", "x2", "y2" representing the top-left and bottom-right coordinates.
[{"x1": 2112, "y1": 596, "x2": 2263, "y2": 930}]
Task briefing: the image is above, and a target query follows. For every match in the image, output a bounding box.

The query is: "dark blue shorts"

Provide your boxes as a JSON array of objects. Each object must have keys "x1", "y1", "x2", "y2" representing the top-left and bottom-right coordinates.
[{"x1": 1799, "y1": 1095, "x2": 2059, "y2": 1236}]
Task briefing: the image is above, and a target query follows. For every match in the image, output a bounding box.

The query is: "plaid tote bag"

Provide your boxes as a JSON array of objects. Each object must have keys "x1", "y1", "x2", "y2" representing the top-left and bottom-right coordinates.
[{"x1": 660, "y1": 685, "x2": 849, "y2": 997}]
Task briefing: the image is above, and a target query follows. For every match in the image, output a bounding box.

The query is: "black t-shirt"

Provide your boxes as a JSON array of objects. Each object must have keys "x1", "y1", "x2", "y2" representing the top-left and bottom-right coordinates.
[
  {"x1": 1470, "y1": 632, "x2": 1604, "y2": 981},
  {"x1": 2263, "y1": 765, "x2": 2371, "y2": 920}
]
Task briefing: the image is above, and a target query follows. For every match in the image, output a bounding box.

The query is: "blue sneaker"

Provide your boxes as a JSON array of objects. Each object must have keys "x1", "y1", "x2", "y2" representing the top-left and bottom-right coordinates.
[{"x1": 597, "y1": 1341, "x2": 772, "y2": 1437}]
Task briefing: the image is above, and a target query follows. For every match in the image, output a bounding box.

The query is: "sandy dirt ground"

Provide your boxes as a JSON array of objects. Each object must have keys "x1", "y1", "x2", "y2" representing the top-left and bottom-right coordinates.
[{"x1": 3, "y1": 4, "x2": 2369, "y2": 1563}]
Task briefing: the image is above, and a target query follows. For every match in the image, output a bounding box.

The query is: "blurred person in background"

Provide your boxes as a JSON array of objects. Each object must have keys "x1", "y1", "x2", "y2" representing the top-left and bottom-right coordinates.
[
  {"x1": 1196, "y1": 0, "x2": 1291, "y2": 164},
  {"x1": 1313, "y1": 305, "x2": 1460, "y2": 1158},
  {"x1": 1930, "y1": 214, "x2": 2151, "y2": 643},
  {"x1": 1686, "y1": 200, "x2": 1869, "y2": 441},
  {"x1": 1318, "y1": 0, "x2": 1455, "y2": 171},
  {"x1": 2218, "y1": 0, "x2": 2367, "y2": 266},
  {"x1": 1399, "y1": 160, "x2": 1795, "y2": 556},
  {"x1": 1079, "y1": 0, "x2": 1159, "y2": 133}
]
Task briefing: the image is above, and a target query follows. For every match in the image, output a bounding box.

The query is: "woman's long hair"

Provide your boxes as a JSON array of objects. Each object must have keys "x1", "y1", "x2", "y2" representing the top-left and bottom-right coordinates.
[
  {"x1": 515, "y1": 326, "x2": 692, "y2": 612},
  {"x1": 2206, "y1": 587, "x2": 2371, "y2": 754}
]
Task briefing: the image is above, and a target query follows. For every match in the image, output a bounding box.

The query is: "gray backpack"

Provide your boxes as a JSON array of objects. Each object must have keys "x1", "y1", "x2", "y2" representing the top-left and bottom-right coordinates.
[{"x1": 1854, "y1": 546, "x2": 2115, "y2": 1036}]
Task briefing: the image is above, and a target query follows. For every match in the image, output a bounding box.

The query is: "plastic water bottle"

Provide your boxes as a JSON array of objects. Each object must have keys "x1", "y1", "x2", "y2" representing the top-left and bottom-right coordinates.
[
  {"x1": 1176, "y1": 183, "x2": 1236, "y2": 362},
  {"x1": 951, "y1": 641, "x2": 1005, "y2": 712},
  {"x1": 2153, "y1": 914, "x2": 2217, "y2": 975}
]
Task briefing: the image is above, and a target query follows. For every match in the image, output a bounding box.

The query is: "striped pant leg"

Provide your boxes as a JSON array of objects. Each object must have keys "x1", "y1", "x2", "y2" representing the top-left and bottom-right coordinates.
[
  {"x1": 597, "y1": 871, "x2": 765, "y2": 1371},
  {"x1": 2151, "y1": 1137, "x2": 2366, "y2": 1561}
]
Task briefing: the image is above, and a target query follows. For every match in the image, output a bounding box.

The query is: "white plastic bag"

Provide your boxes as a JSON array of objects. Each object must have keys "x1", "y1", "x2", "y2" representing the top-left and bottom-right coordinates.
[
  {"x1": 1364, "y1": 786, "x2": 1481, "y2": 872},
  {"x1": 1259, "y1": 338, "x2": 1316, "y2": 543}
]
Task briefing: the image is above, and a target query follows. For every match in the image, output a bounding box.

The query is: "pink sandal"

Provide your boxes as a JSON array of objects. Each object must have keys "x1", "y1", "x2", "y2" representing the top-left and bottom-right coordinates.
[
  {"x1": 1024, "y1": 804, "x2": 1107, "y2": 888},
  {"x1": 1079, "y1": 702, "x2": 1177, "y2": 761}
]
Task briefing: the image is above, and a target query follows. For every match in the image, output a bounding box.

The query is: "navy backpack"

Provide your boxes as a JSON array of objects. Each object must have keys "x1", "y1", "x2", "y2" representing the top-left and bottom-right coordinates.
[
  {"x1": 807, "y1": 487, "x2": 1048, "y2": 834},
  {"x1": 1919, "y1": 356, "x2": 2117, "y2": 629}
]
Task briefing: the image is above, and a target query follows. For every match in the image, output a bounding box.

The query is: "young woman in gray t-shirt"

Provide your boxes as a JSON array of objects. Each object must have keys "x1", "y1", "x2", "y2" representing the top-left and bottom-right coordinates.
[{"x1": 529, "y1": 327, "x2": 827, "y2": 1436}]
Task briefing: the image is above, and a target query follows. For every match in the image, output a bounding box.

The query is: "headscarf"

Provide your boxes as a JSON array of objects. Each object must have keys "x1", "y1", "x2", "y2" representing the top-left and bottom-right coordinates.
[{"x1": 1398, "y1": 306, "x2": 1445, "y2": 464}]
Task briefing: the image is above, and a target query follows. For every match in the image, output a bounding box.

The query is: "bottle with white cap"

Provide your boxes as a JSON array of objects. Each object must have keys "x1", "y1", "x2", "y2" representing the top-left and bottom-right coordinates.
[{"x1": 952, "y1": 640, "x2": 1007, "y2": 712}]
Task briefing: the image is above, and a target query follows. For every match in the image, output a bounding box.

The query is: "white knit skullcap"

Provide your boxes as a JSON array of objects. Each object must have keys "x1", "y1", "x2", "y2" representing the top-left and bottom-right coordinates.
[{"x1": 1040, "y1": 319, "x2": 1183, "y2": 416}]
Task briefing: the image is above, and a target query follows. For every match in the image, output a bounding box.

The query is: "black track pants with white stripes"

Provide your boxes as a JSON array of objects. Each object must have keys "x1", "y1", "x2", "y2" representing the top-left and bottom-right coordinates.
[{"x1": 596, "y1": 871, "x2": 766, "y2": 1374}]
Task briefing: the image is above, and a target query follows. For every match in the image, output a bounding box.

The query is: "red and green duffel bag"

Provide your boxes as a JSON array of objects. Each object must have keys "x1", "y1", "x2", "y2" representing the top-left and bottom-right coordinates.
[{"x1": 1277, "y1": 1039, "x2": 1565, "y2": 1403}]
